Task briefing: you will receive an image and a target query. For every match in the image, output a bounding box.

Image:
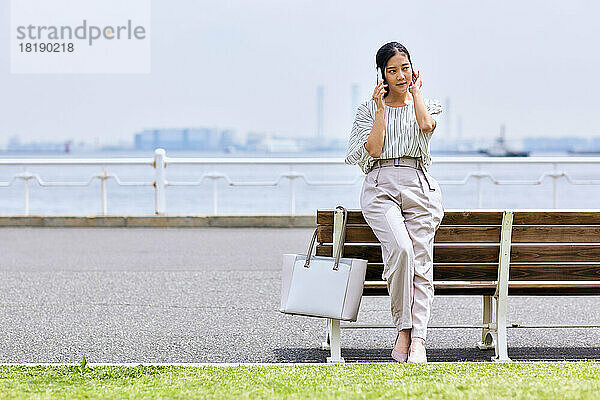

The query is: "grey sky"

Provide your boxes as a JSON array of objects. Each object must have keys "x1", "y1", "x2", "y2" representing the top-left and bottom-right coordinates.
[{"x1": 1, "y1": 0, "x2": 599, "y2": 146}]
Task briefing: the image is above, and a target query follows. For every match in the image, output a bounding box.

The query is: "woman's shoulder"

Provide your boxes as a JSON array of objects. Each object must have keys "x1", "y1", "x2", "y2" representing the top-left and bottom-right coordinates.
[
  {"x1": 360, "y1": 97, "x2": 376, "y2": 109},
  {"x1": 355, "y1": 98, "x2": 377, "y2": 117}
]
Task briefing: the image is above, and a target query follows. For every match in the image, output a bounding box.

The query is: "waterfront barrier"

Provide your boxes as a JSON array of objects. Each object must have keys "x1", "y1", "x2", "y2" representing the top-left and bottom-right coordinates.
[{"x1": 1, "y1": 149, "x2": 600, "y2": 215}]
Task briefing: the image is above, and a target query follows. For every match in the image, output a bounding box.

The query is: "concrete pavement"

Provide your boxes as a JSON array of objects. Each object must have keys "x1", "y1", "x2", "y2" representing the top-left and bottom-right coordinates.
[{"x1": 1, "y1": 227, "x2": 599, "y2": 363}]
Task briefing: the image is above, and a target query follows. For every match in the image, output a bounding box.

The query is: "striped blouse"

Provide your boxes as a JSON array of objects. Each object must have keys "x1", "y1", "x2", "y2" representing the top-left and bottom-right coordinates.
[{"x1": 344, "y1": 97, "x2": 443, "y2": 174}]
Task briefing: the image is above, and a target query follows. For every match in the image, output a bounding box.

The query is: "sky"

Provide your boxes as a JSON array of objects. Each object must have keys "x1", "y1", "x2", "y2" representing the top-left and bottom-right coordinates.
[{"x1": 1, "y1": 0, "x2": 599, "y2": 146}]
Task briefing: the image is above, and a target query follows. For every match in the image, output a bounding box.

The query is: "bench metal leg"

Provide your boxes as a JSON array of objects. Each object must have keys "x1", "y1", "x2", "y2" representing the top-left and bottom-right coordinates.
[
  {"x1": 326, "y1": 319, "x2": 345, "y2": 363},
  {"x1": 320, "y1": 318, "x2": 332, "y2": 350},
  {"x1": 492, "y1": 293, "x2": 511, "y2": 362},
  {"x1": 323, "y1": 207, "x2": 345, "y2": 363},
  {"x1": 491, "y1": 210, "x2": 513, "y2": 362},
  {"x1": 476, "y1": 295, "x2": 495, "y2": 350}
]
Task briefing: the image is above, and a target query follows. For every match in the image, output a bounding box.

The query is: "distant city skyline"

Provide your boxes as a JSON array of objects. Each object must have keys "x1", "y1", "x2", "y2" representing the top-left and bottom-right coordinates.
[
  {"x1": 1, "y1": 0, "x2": 599, "y2": 146},
  {"x1": 5, "y1": 128, "x2": 600, "y2": 156}
]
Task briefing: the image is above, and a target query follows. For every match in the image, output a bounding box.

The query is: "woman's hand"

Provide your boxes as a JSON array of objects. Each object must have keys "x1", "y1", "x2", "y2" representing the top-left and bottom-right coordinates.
[
  {"x1": 409, "y1": 70, "x2": 422, "y2": 93},
  {"x1": 372, "y1": 79, "x2": 387, "y2": 111}
]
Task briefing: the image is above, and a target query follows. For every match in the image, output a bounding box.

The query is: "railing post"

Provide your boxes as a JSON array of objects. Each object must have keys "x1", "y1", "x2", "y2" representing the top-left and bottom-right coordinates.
[
  {"x1": 476, "y1": 163, "x2": 482, "y2": 208},
  {"x1": 289, "y1": 165, "x2": 296, "y2": 215},
  {"x1": 100, "y1": 169, "x2": 108, "y2": 215},
  {"x1": 552, "y1": 163, "x2": 558, "y2": 209},
  {"x1": 24, "y1": 176, "x2": 29, "y2": 216},
  {"x1": 212, "y1": 178, "x2": 218, "y2": 215},
  {"x1": 154, "y1": 148, "x2": 166, "y2": 215}
]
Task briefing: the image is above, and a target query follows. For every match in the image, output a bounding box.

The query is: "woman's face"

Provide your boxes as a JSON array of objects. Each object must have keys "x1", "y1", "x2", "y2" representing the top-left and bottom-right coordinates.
[{"x1": 384, "y1": 52, "x2": 412, "y2": 95}]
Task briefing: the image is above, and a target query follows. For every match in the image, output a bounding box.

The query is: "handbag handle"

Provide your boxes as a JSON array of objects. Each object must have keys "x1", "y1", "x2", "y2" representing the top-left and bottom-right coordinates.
[{"x1": 304, "y1": 205, "x2": 348, "y2": 270}]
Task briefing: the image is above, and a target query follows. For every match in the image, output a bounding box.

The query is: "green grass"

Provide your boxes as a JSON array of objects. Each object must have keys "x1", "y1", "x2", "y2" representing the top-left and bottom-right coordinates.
[{"x1": 0, "y1": 362, "x2": 599, "y2": 399}]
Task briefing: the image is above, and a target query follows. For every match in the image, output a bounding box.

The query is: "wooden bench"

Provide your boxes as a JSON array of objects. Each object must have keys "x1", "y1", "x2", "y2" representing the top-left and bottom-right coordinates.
[{"x1": 315, "y1": 208, "x2": 600, "y2": 363}]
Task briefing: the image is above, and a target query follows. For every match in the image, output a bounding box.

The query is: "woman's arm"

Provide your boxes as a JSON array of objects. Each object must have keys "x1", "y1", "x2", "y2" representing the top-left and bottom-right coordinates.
[
  {"x1": 365, "y1": 108, "x2": 385, "y2": 158},
  {"x1": 410, "y1": 72, "x2": 437, "y2": 134},
  {"x1": 364, "y1": 80, "x2": 387, "y2": 158}
]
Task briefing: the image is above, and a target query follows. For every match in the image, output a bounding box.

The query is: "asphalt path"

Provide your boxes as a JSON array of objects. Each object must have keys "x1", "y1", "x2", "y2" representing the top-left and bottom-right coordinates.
[{"x1": 1, "y1": 227, "x2": 599, "y2": 363}]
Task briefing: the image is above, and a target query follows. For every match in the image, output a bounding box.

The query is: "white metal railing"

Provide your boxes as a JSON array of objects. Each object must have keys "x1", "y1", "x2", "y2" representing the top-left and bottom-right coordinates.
[{"x1": 1, "y1": 148, "x2": 600, "y2": 215}]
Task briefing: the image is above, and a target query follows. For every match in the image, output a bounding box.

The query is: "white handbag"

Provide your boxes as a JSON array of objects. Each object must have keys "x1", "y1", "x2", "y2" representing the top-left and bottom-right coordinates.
[{"x1": 280, "y1": 206, "x2": 368, "y2": 321}]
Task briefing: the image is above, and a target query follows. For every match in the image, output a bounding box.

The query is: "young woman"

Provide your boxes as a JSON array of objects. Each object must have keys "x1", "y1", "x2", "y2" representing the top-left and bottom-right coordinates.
[{"x1": 344, "y1": 41, "x2": 444, "y2": 363}]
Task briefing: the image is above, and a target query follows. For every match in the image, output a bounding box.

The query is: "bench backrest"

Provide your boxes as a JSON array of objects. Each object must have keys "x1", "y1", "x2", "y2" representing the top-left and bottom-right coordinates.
[{"x1": 315, "y1": 209, "x2": 600, "y2": 296}]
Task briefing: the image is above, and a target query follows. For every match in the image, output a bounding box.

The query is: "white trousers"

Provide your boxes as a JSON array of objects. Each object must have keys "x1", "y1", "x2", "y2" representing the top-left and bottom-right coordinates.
[{"x1": 359, "y1": 157, "x2": 444, "y2": 341}]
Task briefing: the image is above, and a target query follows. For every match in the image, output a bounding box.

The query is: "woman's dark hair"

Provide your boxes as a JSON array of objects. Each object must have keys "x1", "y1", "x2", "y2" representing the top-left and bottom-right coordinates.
[{"x1": 375, "y1": 42, "x2": 413, "y2": 97}]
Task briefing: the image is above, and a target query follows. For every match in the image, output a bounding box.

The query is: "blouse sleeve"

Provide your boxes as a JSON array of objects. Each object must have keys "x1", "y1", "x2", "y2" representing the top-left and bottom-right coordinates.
[
  {"x1": 426, "y1": 98, "x2": 443, "y2": 133},
  {"x1": 344, "y1": 102, "x2": 375, "y2": 165}
]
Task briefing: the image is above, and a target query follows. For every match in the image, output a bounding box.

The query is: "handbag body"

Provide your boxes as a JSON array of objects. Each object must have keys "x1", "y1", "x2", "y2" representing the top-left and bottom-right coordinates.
[{"x1": 280, "y1": 206, "x2": 368, "y2": 321}]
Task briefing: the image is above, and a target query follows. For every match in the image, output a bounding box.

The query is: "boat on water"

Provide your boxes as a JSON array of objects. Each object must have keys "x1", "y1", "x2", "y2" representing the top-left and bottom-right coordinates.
[{"x1": 478, "y1": 124, "x2": 530, "y2": 157}]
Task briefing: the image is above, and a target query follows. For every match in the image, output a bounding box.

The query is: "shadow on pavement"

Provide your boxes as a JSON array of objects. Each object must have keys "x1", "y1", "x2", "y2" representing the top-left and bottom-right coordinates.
[{"x1": 273, "y1": 347, "x2": 600, "y2": 363}]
